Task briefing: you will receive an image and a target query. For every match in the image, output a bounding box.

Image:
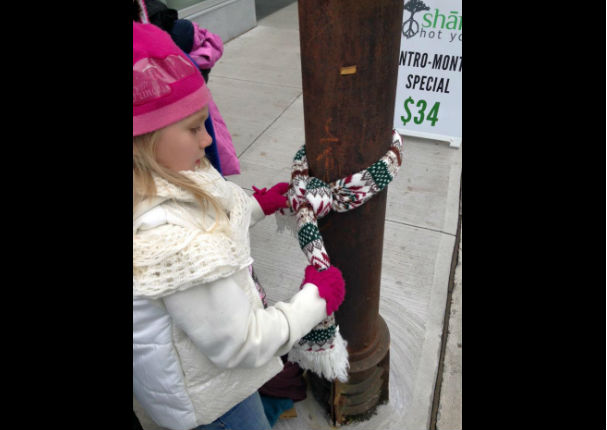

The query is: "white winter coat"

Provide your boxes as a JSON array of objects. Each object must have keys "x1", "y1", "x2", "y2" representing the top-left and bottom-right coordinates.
[{"x1": 133, "y1": 166, "x2": 327, "y2": 430}]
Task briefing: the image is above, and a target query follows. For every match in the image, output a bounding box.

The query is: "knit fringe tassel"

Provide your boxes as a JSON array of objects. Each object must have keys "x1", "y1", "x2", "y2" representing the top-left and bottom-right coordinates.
[
  {"x1": 274, "y1": 210, "x2": 298, "y2": 239},
  {"x1": 287, "y1": 326, "x2": 350, "y2": 383}
]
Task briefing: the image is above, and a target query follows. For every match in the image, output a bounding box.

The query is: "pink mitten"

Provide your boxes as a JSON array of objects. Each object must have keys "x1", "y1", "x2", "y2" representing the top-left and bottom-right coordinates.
[
  {"x1": 302, "y1": 265, "x2": 345, "y2": 315},
  {"x1": 252, "y1": 182, "x2": 290, "y2": 215}
]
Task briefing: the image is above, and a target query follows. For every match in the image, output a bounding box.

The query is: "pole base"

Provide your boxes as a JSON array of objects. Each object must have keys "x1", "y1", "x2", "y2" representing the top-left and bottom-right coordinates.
[{"x1": 308, "y1": 315, "x2": 390, "y2": 425}]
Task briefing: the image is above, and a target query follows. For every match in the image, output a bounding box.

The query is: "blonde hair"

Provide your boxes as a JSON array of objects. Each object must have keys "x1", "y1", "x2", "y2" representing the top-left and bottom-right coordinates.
[{"x1": 133, "y1": 130, "x2": 229, "y2": 232}]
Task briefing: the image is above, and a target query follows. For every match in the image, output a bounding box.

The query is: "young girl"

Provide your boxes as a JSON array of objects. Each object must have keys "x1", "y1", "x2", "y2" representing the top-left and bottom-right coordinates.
[{"x1": 132, "y1": 22, "x2": 346, "y2": 430}]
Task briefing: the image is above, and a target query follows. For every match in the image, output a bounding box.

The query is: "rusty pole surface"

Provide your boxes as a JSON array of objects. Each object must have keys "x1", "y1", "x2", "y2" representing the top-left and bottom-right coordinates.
[{"x1": 297, "y1": 0, "x2": 403, "y2": 425}]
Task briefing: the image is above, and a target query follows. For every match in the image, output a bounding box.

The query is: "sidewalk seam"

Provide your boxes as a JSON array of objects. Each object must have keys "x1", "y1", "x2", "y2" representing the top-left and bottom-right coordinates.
[
  {"x1": 236, "y1": 92, "x2": 302, "y2": 158},
  {"x1": 211, "y1": 74, "x2": 302, "y2": 90}
]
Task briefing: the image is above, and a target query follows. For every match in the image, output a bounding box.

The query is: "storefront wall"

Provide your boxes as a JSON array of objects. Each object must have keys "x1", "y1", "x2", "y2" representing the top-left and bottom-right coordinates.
[{"x1": 173, "y1": 0, "x2": 257, "y2": 43}]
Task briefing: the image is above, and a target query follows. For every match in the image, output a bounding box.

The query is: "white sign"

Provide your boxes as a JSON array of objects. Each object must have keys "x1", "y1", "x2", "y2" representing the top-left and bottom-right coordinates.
[{"x1": 393, "y1": 0, "x2": 462, "y2": 147}]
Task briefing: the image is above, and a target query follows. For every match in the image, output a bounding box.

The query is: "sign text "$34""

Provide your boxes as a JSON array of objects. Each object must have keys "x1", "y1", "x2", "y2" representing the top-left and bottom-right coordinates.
[{"x1": 401, "y1": 97, "x2": 440, "y2": 127}]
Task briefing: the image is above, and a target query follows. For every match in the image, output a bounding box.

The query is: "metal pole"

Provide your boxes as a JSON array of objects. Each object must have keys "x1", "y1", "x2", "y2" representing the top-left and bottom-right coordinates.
[{"x1": 297, "y1": 0, "x2": 403, "y2": 424}]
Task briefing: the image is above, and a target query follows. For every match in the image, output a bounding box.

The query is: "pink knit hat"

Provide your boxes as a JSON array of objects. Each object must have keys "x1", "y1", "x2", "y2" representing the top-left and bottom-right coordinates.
[{"x1": 133, "y1": 22, "x2": 211, "y2": 136}]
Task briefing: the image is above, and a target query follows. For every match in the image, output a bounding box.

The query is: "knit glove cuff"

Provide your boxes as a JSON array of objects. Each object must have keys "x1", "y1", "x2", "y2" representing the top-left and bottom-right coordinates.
[
  {"x1": 302, "y1": 265, "x2": 345, "y2": 315},
  {"x1": 252, "y1": 182, "x2": 289, "y2": 215}
]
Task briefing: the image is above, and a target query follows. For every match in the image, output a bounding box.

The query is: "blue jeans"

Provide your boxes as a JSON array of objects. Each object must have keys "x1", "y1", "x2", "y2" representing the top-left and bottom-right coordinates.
[{"x1": 195, "y1": 392, "x2": 271, "y2": 430}]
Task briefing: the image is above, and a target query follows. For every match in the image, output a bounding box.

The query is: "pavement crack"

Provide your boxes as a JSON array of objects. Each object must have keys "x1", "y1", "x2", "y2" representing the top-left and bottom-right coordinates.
[{"x1": 384, "y1": 218, "x2": 456, "y2": 236}]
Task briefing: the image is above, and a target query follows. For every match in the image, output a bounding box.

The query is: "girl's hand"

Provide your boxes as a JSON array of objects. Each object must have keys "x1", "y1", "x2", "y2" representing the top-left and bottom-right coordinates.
[
  {"x1": 252, "y1": 182, "x2": 290, "y2": 215},
  {"x1": 301, "y1": 265, "x2": 345, "y2": 316}
]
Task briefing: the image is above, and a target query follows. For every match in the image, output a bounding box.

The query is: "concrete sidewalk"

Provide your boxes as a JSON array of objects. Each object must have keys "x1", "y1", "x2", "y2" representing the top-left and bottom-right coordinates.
[{"x1": 210, "y1": 4, "x2": 462, "y2": 429}]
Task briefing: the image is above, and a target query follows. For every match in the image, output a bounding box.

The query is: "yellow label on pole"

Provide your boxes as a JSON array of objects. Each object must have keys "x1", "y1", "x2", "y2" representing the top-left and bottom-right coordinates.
[{"x1": 340, "y1": 65, "x2": 357, "y2": 75}]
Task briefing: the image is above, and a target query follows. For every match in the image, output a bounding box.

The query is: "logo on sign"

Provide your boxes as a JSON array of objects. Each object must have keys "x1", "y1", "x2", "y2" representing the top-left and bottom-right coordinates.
[
  {"x1": 402, "y1": 0, "x2": 430, "y2": 39},
  {"x1": 402, "y1": 2, "x2": 462, "y2": 42}
]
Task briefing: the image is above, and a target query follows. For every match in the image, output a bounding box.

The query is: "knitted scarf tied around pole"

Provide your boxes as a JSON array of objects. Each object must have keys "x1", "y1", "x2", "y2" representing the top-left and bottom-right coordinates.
[{"x1": 277, "y1": 130, "x2": 404, "y2": 382}]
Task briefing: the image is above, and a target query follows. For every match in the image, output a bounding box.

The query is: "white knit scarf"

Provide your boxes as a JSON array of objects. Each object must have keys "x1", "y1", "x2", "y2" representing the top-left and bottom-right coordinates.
[{"x1": 133, "y1": 167, "x2": 253, "y2": 299}]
